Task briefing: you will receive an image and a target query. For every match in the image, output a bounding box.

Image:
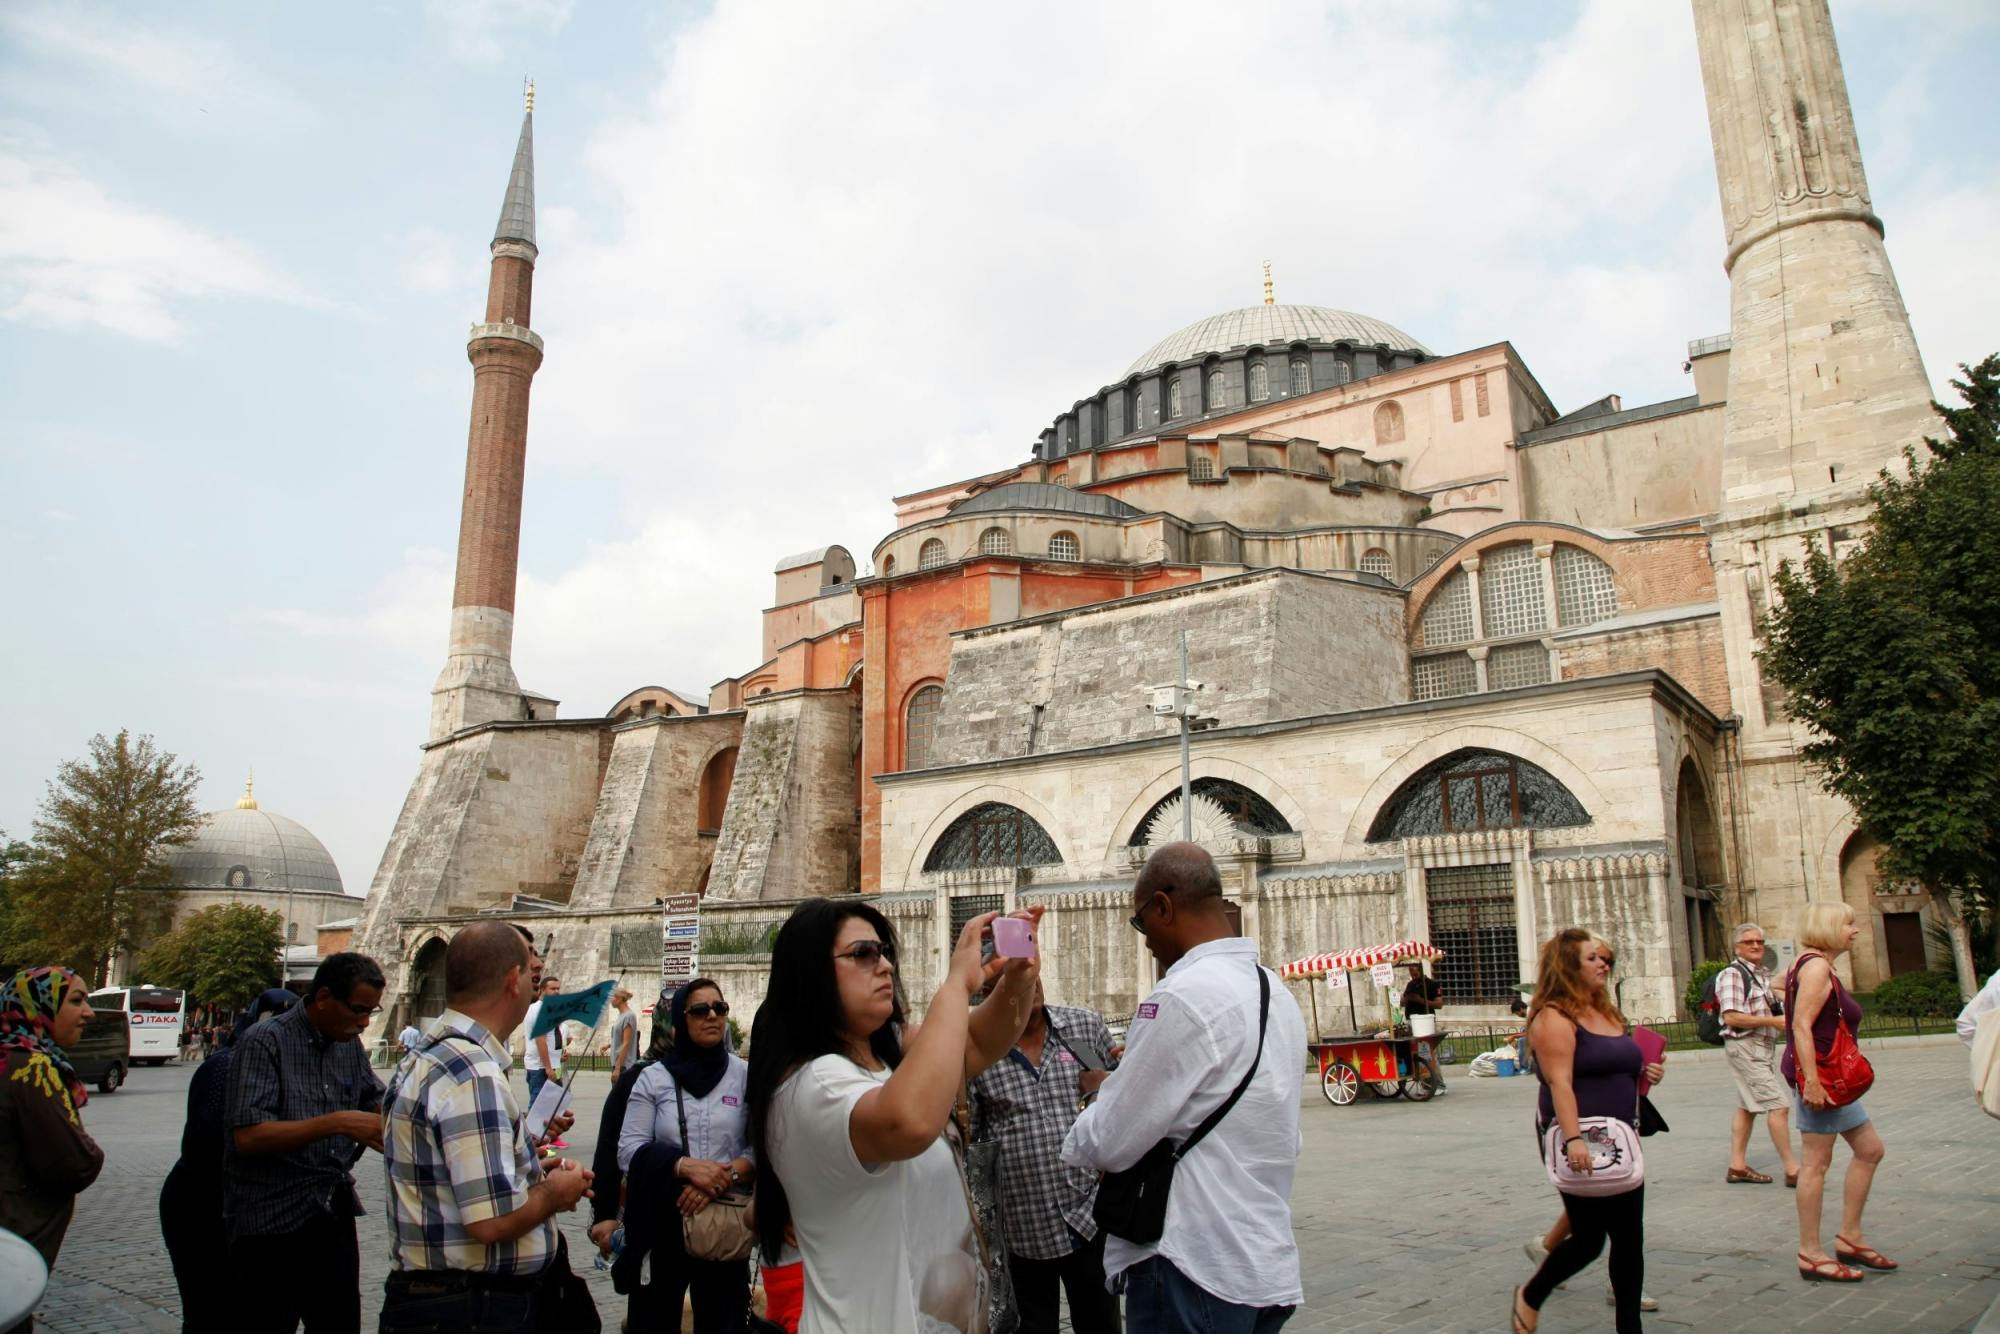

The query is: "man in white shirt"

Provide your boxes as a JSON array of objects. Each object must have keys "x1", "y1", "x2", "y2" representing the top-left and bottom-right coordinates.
[
  {"x1": 521, "y1": 974, "x2": 564, "y2": 1103},
  {"x1": 1062, "y1": 842, "x2": 1306, "y2": 1332},
  {"x1": 397, "y1": 1021, "x2": 421, "y2": 1056}
]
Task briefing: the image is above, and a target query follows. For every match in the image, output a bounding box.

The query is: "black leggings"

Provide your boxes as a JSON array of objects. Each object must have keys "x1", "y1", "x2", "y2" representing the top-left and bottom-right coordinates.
[{"x1": 1524, "y1": 1185, "x2": 1646, "y2": 1333}]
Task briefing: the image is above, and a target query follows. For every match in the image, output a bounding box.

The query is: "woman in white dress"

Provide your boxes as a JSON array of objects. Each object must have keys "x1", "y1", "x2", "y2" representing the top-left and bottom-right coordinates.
[{"x1": 747, "y1": 899, "x2": 1042, "y2": 1334}]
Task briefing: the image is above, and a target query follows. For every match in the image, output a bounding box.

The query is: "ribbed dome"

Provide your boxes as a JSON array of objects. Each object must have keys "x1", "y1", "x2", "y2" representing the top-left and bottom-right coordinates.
[
  {"x1": 163, "y1": 807, "x2": 346, "y2": 896},
  {"x1": 1124, "y1": 304, "x2": 1429, "y2": 377}
]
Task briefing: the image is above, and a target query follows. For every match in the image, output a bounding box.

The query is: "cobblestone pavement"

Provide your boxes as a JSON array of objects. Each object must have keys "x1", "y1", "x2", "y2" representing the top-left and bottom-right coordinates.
[{"x1": 32, "y1": 1042, "x2": 2000, "y2": 1332}]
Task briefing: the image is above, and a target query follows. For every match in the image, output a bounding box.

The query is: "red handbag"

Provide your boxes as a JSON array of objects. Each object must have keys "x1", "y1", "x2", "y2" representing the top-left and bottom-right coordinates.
[{"x1": 1785, "y1": 954, "x2": 1876, "y2": 1107}]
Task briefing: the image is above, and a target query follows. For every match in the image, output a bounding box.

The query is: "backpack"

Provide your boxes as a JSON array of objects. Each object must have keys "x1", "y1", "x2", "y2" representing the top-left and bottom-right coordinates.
[{"x1": 1696, "y1": 961, "x2": 1754, "y2": 1045}]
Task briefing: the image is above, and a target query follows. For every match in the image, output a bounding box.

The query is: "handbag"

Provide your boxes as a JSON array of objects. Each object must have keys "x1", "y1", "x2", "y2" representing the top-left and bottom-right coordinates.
[
  {"x1": 950, "y1": 1088, "x2": 1018, "y2": 1334},
  {"x1": 1541, "y1": 1111, "x2": 1645, "y2": 1197},
  {"x1": 674, "y1": 1083, "x2": 759, "y2": 1263},
  {"x1": 1093, "y1": 966, "x2": 1269, "y2": 1245},
  {"x1": 1783, "y1": 954, "x2": 1876, "y2": 1107},
  {"x1": 1972, "y1": 1008, "x2": 2000, "y2": 1121}
]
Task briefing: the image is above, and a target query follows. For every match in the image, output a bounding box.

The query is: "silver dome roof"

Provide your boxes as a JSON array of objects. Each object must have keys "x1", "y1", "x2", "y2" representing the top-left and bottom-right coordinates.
[
  {"x1": 163, "y1": 806, "x2": 346, "y2": 896},
  {"x1": 1124, "y1": 304, "x2": 1429, "y2": 377}
]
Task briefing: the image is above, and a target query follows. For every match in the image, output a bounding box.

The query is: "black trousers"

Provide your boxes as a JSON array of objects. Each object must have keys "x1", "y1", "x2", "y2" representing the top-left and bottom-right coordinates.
[
  {"x1": 159, "y1": 1163, "x2": 226, "y2": 1334},
  {"x1": 1523, "y1": 1185, "x2": 1646, "y2": 1334},
  {"x1": 1010, "y1": 1228, "x2": 1121, "y2": 1334},
  {"x1": 632, "y1": 1224, "x2": 749, "y2": 1334},
  {"x1": 229, "y1": 1199, "x2": 362, "y2": 1334}
]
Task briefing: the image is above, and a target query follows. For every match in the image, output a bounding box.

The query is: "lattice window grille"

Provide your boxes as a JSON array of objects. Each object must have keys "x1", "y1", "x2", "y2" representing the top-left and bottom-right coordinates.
[
  {"x1": 1479, "y1": 543, "x2": 1548, "y2": 638},
  {"x1": 1359, "y1": 548, "x2": 1392, "y2": 579},
  {"x1": 1290, "y1": 359, "x2": 1310, "y2": 395},
  {"x1": 609, "y1": 926, "x2": 662, "y2": 968},
  {"x1": 1426, "y1": 863, "x2": 1521, "y2": 1003},
  {"x1": 924, "y1": 803, "x2": 1062, "y2": 872},
  {"x1": 1047, "y1": 532, "x2": 1080, "y2": 562},
  {"x1": 1188, "y1": 456, "x2": 1214, "y2": 480},
  {"x1": 1553, "y1": 544, "x2": 1619, "y2": 626},
  {"x1": 1168, "y1": 379, "x2": 1183, "y2": 419},
  {"x1": 904, "y1": 686, "x2": 943, "y2": 769},
  {"x1": 949, "y1": 893, "x2": 1005, "y2": 939},
  {"x1": 918, "y1": 538, "x2": 947, "y2": 571},
  {"x1": 1413, "y1": 653, "x2": 1477, "y2": 701},
  {"x1": 1206, "y1": 369, "x2": 1225, "y2": 410},
  {"x1": 1332, "y1": 361, "x2": 1352, "y2": 385},
  {"x1": 1487, "y1": 642, "x2": 1552, "y2": 691},
  {"x1": 978, "y1": 528, "x2": 1012, "y2": 556},
  {"x1": 1418, "y1": 571, "x2": 1475, "y2": 646},
  {"x1": 1249, "y1": 362, "x2": 1268, "y2": 401}
]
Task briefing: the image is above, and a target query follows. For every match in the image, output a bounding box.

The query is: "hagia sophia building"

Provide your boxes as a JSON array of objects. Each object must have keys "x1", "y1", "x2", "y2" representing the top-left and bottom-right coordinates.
[{"x1": 346, "y1": 0, "x2": 1952, "y2": 1037}]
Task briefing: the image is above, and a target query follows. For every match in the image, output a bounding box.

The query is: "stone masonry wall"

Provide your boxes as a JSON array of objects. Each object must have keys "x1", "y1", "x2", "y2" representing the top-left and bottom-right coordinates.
[
  {"x1": 706, "y1": 690, "x2": 857, "y2": 901},
  {"x1": 1558, "y1": 615, "x2": 1729, "y2": 718}
]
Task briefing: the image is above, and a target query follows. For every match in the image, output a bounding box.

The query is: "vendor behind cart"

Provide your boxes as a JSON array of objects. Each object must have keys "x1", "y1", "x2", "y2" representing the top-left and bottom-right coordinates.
[{"x1": 1401, "y1": 964, "x2": 1447, "y2": 1095}]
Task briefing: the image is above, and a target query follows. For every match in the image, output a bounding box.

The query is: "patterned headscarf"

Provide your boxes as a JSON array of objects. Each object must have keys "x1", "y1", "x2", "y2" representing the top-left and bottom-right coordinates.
[{"x1": 0, "y1": 966, "x2": 89, "y2": 1109}]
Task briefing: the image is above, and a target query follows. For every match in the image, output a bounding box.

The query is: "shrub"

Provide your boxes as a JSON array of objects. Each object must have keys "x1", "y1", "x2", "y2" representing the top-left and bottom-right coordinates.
[
  {"x1": 1871, "y1": 969, "x2": 1962, "y2": 1017},
  {"x1": 1684, "y1": 959, "x2": 1728, "y2": 1016}
]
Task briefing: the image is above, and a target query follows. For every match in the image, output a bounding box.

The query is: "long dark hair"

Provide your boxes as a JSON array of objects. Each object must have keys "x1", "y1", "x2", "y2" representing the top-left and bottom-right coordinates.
[{"x1": 747, "y1": 899, "x2": 907, "y2": 1263}]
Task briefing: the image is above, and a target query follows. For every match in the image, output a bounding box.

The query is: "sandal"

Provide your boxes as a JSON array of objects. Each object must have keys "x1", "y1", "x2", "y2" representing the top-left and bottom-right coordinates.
[
  {"x1": 1798, "y1": 1252, "x2": 1864, "y2": 1283},
  {"x1": 1726, "y1": 1166, "x2": 1773, "y2": 1183},
  {"x1": 1511, "y1": 1286, "x2": 1537, "y2": 1333},
  {"x1": 1835, "y1": 1236, "x2": 1899, "y2": 1270}
]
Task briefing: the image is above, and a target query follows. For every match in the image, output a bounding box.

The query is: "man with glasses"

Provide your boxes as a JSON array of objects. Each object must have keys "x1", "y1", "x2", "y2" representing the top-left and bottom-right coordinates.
[
  {"x1": 225, "y1": 951, "x2": 388, "y2": 1334},
  {"x1": 1717, "y1": 921, "x2": 1801, "y2": 1186}
]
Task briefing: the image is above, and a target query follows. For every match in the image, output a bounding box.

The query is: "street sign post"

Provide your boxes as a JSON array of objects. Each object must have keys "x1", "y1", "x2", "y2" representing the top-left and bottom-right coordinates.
[{"x1": 662, "y1": 893, "x2": 701, "y2": 990}]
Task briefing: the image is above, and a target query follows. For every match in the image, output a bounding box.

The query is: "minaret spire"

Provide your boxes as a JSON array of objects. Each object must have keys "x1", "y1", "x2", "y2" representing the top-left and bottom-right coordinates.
[{"x1": 431, "y1": 94, "x2": 548, "y2": 740}]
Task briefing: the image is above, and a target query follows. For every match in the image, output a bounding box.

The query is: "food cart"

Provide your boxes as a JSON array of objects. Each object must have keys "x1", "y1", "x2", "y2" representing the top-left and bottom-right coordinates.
[{"x1": 1280, "y1": 940, "x2": 1450, "y2": 1106}]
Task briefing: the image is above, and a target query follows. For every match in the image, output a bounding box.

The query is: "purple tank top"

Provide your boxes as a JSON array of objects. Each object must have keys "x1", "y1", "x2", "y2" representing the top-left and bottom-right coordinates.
[
  {"x1": 1536, "y1": 1021, "x2": 1643, "y2": 1125},
  {"x1": 1780, "y1": 953, "x2": 1863, "y2": 1084}
]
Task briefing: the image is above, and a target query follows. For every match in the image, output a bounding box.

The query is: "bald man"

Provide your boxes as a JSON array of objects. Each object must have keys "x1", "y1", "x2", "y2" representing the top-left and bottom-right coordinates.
[{"x1": 1062, "y1": 843, "x2": 1306, "y2": 1332}]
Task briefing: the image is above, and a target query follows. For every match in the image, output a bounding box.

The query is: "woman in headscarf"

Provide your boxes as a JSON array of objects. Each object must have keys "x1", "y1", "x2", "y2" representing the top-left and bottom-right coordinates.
[
  {"x1": 0, "y1": 967, "x2": 107, "y2": 1278},
  {"x1": 614, "y1": 978, "x2": 754, "y2": 1333},
  {"x1": 157, "y1": 987, "x2": 297, "y2": 1334}
]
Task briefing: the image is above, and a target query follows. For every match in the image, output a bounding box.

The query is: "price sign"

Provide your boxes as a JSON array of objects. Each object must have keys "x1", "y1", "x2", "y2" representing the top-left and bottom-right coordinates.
[
  {"x1": 662, "y1": 893, "x2": 701, "y2": 989},
  {"x1": 1324, "y1": 969, "x2": 1348, "y2": 992},
  {"x1": 1369, "y1": 962, "x2": 1395, "y2": 988}
]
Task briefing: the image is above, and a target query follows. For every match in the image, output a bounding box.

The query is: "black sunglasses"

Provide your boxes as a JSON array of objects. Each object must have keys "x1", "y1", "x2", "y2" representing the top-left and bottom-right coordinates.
[
  {"x1": 1128, "y1": 893, "x2": 1164, "y2": 934},
  {"x1": 834, "y1": 940, "x2": 896, "y2": 968},
  {"x1": 684, "y1": 1001, "x2": 730, "y2": 1019}
]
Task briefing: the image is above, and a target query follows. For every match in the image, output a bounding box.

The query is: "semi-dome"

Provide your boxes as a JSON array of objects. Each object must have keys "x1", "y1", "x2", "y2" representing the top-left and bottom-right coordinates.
[
  {"x1": 162, "y1": 781, "x2": 345, "y2": 896},
  {"x1": 1125, "y1": 304, "x2": 1430, "y2": 377}
]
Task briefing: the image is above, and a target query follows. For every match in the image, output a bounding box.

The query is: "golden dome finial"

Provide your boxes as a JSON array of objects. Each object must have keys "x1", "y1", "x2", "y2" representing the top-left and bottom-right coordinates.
[
  {"x1": 1262, "y1": 261, "x2": 1274, "y2": 306},
  {"x1": 236, "y1": 769, "x2": 258, "y2": 810},
  {"x1": 524, "y1": 77, "x2": 535, "y2": 114}
]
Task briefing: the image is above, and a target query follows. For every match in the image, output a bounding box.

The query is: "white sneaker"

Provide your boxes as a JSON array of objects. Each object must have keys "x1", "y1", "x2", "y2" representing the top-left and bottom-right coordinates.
[
  {"x1": 1606, "y1": 1284, "x2": 1660, "y2": 1311},
  {"x1": 1523, "y1": 1238, "x2": 1565, "y2": 1289}
]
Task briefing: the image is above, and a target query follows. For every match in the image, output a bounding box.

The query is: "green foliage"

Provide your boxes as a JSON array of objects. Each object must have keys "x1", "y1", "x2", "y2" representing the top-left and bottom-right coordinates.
[
  {"x1": 1761, "y1": 356, "x2": 2000, "y2": 914},
  {"x1": 701, "y1": 920, "x2": 782, "y2": 956},
  {"x1": 139, "y1": 903, "x2": 284, "y2": 1013},
  {"x1": 1870, "y1": 969, "x2": 1965, "y2": 1018},
  {"x1": 1685, "y1": 959, "x2": 1729, "y2": 1015}
]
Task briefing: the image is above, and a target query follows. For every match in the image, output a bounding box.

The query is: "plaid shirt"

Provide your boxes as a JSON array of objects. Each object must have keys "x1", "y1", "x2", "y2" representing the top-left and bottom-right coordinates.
[
  {"x1": 969, "y1": 1005, "x2": 1115, "y2": 1261},
  {"x1": 381, "y1": 1009, "x2": 553, "y2": 1276},
  {"x1": 223, "y1": 1003, "x2": 383, "y2": 1238},
  {"x1": 1714, "y1": 958, "x2": 1774, "y2": 1042}
]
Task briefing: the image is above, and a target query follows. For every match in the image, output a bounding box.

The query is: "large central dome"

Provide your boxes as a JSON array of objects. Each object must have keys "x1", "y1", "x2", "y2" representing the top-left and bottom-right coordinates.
[{"x1": 1124, "y1": 303, "x2": 1429, "y2": 378}]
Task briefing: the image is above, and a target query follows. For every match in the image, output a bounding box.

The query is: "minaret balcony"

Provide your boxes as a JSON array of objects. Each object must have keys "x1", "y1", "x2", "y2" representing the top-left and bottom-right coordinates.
[{"x1": 467, "y1": 321, "x2": 545, "y2": 354}]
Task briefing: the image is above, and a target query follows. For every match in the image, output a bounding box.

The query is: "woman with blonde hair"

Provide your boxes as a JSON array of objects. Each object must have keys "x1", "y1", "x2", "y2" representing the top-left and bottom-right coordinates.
[
  {"x1": 1512, "y1": 930, "x2": 1662, "y2": 1334},
  {"x1": 1786, "y1": 901, "x2": 1893, "y2": 1282}
]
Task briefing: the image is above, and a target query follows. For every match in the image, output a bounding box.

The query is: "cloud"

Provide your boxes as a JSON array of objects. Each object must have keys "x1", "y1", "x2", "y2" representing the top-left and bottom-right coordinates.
[
  {"x1": 0, "y1": 3, "x2": 295, "y2": 118},
  {"x1": 423, "y1": 0, "x2": 576, "y2": 66},
  {"x1": 0, "y1": 139, "x2": 314, "y2": 341}
]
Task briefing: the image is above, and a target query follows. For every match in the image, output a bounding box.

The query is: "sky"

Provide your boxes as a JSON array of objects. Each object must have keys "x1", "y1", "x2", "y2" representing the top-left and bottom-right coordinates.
[{"x1": 2, "y1": 0, "x2": 1996, "y2": 897}]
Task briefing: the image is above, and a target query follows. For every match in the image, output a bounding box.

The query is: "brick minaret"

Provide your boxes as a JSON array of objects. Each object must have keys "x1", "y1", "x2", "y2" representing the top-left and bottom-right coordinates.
[{"x1": 431, "y1": 89, "x2": 546, "y2": 740}]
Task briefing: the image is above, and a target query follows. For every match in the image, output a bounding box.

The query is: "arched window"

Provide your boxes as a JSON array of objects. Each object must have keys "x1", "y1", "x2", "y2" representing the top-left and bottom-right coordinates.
[
  {"x1": 1047, "y1": 532, "x2": 1080, "y2": 562},
  {"x1": 1129, "y1": 386, "x2": 1145, "y2": 429},
  {"x1": 1553, "y1": 544, "x2": 1619, "y2": 626},
  {"x1": 1417, "y1": 569, "x2": 1474, "y2": 646},
  {"x1": 903, "y1": 685, "x2": 944, "y2": 769},
  {"x1": 1413, "y1": 653, "x2": 1477, "y2": 700},
  {"x1": 1290, "y1": 358, "x2": 1310, "y2": 395},
  {"x1": 1188, "y1": 456, "x2": 1214, "y2": 480},
  {"x1": 1248, "y1": 361, "x2": 1268, "y2": 401},
  {"x1": 918, "y1": 538, "x2": 947, "y2": 571},
  {"x1": 978, "y1": 527, "x2": 1012, "y2": 556},
  {"x1": 1167, "y1": 377, "x2": 1183, "y2": 419},
  {"x1": 1367, "y1": 748, "x2": 1589, "y2": 841},
  {"x1": 1128, "y1": 778, "x2": 1292, "y2": 846},
  {"x1": 1206, "y1": 368, "x2": 1225, "y2": 411},
  {"x1": 1373, "y1": 400, "x2": 1405, "y2": 444},
  {"x1": 1051, "y1": 471, "x2": 1071, "y2": 488},
  {"x1": 1331, "y1": 361, "x2": 1352, "y2": 386},
  {"x1": 1479, "y1": 543, "x2": 1547, "y2": 638},
  {"x1": 1359, "y1": 548, "x2": 1392, "y2": 579},
  {"x1": 923, "y1": 802, "x2": 1062, "y2": 871},
  {"x1": 881, "y1": 555, "x2": 896, "y2": 575},
  {"x1": 698, "y1": 746, "x2": 737, "y2": 830}
]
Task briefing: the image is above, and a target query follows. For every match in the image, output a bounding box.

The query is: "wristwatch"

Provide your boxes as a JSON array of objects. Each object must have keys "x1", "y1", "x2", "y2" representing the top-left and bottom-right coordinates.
[{"x1": 728, "y1": 1166, "x2": 743, "y2": 1186}]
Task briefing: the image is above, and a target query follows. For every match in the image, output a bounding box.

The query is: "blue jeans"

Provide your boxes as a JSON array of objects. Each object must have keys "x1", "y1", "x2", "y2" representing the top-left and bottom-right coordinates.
[
  {"x1": 525, "y1": 1068, "x2": 547, "y2": 1104},
  {"x1": 1122, "y1": 1256, "x2": 1294, "y2": 1334}
]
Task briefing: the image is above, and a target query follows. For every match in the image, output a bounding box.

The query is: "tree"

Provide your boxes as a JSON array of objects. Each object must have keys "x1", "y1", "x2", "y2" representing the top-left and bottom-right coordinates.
[
  {"x1": 139, "y1": 903, "x2": 284, "y2": 1014},
  {"x1": 1762, "y1": 355, "x2": 2000, "y2": 997},
  {"x1": 25, "y1": 731, "x2": 205, "y2": 986}
]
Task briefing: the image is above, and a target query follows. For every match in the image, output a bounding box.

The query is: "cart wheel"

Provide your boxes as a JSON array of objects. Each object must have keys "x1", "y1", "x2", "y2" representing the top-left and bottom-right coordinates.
[
  {"x1": 1367, "y1": 1080, "x2": 1404, "y2": 1100},
  {"x1": 1321, "y1": 1061, "x2": 1361, "y2": 1106},
  {"x1": 1404, "y1": 1058, "x2": 1440, "y2": 1102}
]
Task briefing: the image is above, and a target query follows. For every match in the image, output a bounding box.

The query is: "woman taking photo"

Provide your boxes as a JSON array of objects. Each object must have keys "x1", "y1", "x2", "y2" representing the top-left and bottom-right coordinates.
[
  {"x1": 1786, "y1": 902, "x2": 1893, "y2": 1282},
  {"x1": 616, "y1": 978, "x2": 754, "y2": 1332},
  {"x1": 747, "y1": 898, "x2": 1042, "y2": 1334},
  {"x1": 1513, "y1": 929, "x2": 1663, "y2": 1334}
]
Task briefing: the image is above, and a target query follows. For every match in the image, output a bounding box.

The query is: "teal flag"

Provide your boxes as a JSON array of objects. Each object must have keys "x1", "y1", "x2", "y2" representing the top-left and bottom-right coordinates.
[{"x1": 530, "y1": 980, "x2": 615, "y2": 1040}]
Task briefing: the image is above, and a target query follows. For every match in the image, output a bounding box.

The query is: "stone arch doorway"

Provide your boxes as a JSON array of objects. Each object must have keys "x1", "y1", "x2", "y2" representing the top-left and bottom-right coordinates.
[
  {"x1": 1675, "y1": 759, "x2": 1727, "y2": 965},
  {"x1": 1838, "y1": 830, "x2": 1932, "y2": 991},
  {"x1": 407, "y1": 936, "x2": 449, "y2": 1030}
]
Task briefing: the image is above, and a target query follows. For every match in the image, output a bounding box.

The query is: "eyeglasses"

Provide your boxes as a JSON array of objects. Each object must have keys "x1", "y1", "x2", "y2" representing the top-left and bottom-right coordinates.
[
  {"x1": 1741, "y1": 938, "x2": 1766, "y2": 946},
  {"x1": 685, "y1": 1001, "x2": 730, "y2": 1019},
  {"x1": 835, "y1": 940, "x2": 896, "y2": 968},
  {"x1": 341, "y1": 1000, "x2": 382, "y2": 1019},
  {"x1": 1128, "y1": 893, "x2": 1164, "y2": 934}
]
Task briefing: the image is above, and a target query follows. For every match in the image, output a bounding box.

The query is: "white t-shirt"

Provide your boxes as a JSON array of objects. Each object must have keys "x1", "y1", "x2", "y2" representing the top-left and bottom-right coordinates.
[
  {"x1": 398, "y1": 1025, "x2": 421, "y2": 1051},
  {"x1": 769, "y1": 1054, "x2": 978, "y2": 1334},
  {"x1": 521, "y1": 1002, "x2": 563, "y2": 1073}
]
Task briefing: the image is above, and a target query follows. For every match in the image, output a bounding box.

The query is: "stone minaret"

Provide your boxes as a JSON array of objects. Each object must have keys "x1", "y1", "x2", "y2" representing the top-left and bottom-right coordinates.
[
  {"x1": 1692, "y1": 1, "x2": 1936, "y2": 952},
  {"x1": 431, "y1": 88, "x2": 546, "y2": 740}
]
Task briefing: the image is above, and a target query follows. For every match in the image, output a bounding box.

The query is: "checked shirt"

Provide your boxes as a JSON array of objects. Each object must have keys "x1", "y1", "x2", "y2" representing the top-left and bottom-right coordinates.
[
  {"x1": 968, "y1": 1004, "x2": 1116, "y2": 1261},
  {"x1": 381, "y1": 1009, "x2": 553, "y2": 1276}
]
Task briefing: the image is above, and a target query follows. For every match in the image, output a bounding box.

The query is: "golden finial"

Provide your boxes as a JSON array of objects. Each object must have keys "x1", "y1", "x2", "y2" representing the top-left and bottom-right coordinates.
[
  {"x1": 236, "y1": 769, "x2": 258, "y2": 810},
  {"x1": 1262, "y1": 261, "x2": 1274, "y2": 306},
  {"x1": 524, "y1": 78, "x2": 535, "y2": 114}
]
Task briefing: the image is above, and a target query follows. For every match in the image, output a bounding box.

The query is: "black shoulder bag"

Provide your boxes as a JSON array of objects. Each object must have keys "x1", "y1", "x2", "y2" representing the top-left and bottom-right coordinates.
[{"x1": 1093, "y1": 966, "x2": 1269, "y2": 1245}]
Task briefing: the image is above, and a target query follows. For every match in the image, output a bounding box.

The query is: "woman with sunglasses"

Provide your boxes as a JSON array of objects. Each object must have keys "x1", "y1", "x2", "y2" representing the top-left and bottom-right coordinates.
[
  {"x1": 617, "y1": 978, "x2": 754, "y2": 1333},
  {"x1": 747, "y1": 898, "x2": 1044, "y2": 1334}
]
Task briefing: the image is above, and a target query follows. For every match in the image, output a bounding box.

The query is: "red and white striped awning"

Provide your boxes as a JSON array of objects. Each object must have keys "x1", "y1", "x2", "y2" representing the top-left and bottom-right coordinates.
[{"x1": 1279, "y1": 940, "x2": 1444, "y2": 980}]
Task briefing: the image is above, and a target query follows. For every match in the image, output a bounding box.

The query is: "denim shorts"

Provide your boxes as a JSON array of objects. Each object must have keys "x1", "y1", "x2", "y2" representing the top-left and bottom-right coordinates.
[{"x1": 1793, "y1": 1092, "x2": 1869, "y2": 1135}]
